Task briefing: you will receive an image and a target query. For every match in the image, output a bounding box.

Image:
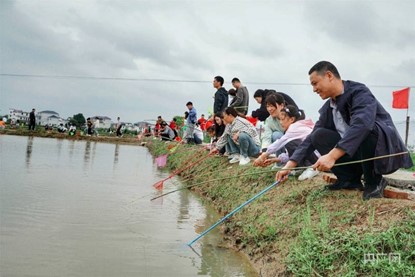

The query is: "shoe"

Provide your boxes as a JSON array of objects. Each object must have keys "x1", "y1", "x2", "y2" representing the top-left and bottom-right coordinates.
[
  {"x1": 229, "y1": 154, "x2": 240, "y2": 164},
  {"x1": 325, "y1": 180, "x2": 363, "y2": 191},
  {"x1": 239, "y1": 156, "x2": 251, "y2": 166},
  {"x1": 228, "y1": 153, "x2": 238, "y2": 160},
  {"x1": 363, "y1": 178, "x2": 387, "y2": 201},
  {"x1": 298, "y1": 168, "x2": 319, "y2": 181}
]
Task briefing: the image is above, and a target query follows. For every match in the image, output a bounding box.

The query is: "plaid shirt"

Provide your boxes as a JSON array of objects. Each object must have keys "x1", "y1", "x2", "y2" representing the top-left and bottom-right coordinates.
[{"x1": 216, "y1": 116, "x2": 260, "y2": 150}]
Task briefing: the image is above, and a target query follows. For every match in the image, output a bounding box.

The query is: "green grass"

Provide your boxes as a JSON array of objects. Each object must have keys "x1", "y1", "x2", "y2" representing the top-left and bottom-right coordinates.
[
  {"x1": 409, "y1": 151, "x2": 415, "y2": 171},
  {"x1": 148, "y1": 140, "x2": 415, "y2": 276},
  {"x1": 286, "y1": 209, "x2": 415, "y2": 276}
]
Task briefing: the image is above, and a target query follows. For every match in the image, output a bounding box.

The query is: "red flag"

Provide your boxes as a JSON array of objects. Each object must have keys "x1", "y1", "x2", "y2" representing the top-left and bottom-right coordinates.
[{"x1": 392, "y1": 87, "x2": 410, "y2": 109}]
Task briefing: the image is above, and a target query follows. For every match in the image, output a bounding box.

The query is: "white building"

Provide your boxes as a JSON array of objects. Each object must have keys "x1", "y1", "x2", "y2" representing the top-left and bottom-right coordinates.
[
  {"x1": 90, "y1": 116, "x2": 112, "y2": 129},
  {"x1": 9, "y1": 108, "x2": 30, "y2": 123},
  {"x1": 37, "y1": 110, "x2": 67, "y2": 127}
]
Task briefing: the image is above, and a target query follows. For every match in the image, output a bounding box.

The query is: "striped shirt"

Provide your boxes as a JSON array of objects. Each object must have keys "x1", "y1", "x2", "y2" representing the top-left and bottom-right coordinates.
[{"x1": 216, "y1": 116, "x2": 260, "y2": 150}]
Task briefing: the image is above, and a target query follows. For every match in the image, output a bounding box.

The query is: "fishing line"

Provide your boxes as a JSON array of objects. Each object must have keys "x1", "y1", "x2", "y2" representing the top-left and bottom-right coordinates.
[{"x1": 150, "y1": 151, "x2": 410, "y2": 201}]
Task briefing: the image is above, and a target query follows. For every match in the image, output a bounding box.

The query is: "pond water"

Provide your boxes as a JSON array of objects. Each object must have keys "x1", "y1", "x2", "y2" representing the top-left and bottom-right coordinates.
[{"x1": 0, "y1": 135, "x2": 257, "y2": 277}]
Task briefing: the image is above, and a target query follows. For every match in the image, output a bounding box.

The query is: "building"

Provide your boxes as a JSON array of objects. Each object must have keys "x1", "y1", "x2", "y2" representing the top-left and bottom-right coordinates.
[
  {"x1": 37, "y1": 110, "x2": 67, "y2": 127},
  {"x1": 90, "y1": 116, "x2": 112, "y2": 129},
  {"x1": 9, "y1": 108, "x2": 30, "y2": 124}
]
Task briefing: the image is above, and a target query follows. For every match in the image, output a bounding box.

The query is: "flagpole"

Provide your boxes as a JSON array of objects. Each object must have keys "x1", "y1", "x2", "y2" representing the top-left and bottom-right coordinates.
[{"x1": 405, "y1": 108, "x2": 409, "y2": 147}]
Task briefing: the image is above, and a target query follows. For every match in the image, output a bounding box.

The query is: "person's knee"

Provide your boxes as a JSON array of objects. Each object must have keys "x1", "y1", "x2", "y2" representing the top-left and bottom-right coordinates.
[
  {"x1": 271, "y1": 131, "x2": 283, "y2": 142},
  {"x1": 238, "y1": 132, "x2": 249, "y2": 141}
]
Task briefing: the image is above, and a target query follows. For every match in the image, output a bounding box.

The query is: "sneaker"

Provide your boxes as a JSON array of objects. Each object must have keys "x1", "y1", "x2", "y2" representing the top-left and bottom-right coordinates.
[
  {"x1": 228, "y1": 153, "x2": 239, "y2": 160},
  {"x1": 229, "y1": 154, "x2": 240, "y2": 164},
  {"x1": 298, "y1": 168, "x2": 319, "y2": 181},
  {"x1": 239, "y1": 156, "x2": 251, "y2": 166},
  {"x1": 325, "y1": 180, "x2": 363, "y2": 191}
]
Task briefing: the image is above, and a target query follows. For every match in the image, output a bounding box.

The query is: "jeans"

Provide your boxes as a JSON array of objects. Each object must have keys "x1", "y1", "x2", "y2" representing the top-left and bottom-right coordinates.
[{"x1": 227, "y1": 132, "x2": 260, "y2": 158}]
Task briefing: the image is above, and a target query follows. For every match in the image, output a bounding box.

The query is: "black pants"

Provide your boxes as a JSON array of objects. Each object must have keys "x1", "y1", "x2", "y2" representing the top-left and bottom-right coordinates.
[
  {"x1": 310, "y1": 128, "x2": 381, "y2": 188},
  {"x1": 28, "y1": 121, "x2": 35, "y2": 130},
  {"x1": 286, "y1": 139, "x2": 318, "y2": 167}
]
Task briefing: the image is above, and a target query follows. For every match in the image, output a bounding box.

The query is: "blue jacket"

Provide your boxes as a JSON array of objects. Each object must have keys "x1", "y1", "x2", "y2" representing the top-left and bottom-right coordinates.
[
  {"x1": 291, "y1": 80, "x2": 413, "y2": 174},
  {"x1": 187, "y1": 107, "x2": 197, "y2": 125}
]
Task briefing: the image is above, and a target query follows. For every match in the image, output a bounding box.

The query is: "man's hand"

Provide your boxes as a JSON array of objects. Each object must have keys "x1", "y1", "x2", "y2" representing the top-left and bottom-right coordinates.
[
  {"x1": 275, "y1": 160, "x2": 297, "y2": 182},
  {"x1": 312, "y1": 148, "x2": 345, "y2": 171}
]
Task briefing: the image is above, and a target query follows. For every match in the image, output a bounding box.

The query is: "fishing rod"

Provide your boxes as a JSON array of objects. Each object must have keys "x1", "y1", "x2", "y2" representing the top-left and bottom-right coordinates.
[
  {"x1": 186, "y1": 151, "x2": 410, "y2": 246},
  {"x1": 150, "y1": 169, "x2": 276, "y2": 201},
  {"x1": 187, "y1": 180, "x2": 281, "y2": 246},
  {"x1": 153, "y1": 153, "x2": 211, "y2": 189},
  {"x1": 150, "y1": 151, "x2": 410, "y2": 200}
]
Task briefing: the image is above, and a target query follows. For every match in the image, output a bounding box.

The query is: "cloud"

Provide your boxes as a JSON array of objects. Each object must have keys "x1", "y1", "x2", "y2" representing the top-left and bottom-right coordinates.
[{"x1": 1, "y1": 0, "x2": 414, "y2": 145}]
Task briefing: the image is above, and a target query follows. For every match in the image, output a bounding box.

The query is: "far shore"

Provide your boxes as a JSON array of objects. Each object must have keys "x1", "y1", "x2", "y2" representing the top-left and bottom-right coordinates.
[{"x1": 0, "y1": 128, "x2": 144, "y2": 146}]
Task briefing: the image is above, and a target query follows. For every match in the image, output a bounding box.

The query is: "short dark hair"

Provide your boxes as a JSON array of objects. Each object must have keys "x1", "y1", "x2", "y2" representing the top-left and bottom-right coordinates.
[
  {"x1": 224, "y1": 106, "x2": 239, "y2": 117},
  {"x1": 186, "y1": 101, "x2": 193, "y2": 106},
  {"x1": 214, "y1": 76, "x2": 224, "y2": 86},
  {"x1": 231, "y1": 77, "x2": 240, "y2": 83},
  {"x1": 308, "y1": 61, "x2": 341, "y2": 79}
]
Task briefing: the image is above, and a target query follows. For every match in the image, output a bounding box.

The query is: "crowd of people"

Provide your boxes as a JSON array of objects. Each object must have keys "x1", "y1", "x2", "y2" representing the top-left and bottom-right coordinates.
[{"x1": 150, "y1": 61, "x2": 413, "y2": 201}]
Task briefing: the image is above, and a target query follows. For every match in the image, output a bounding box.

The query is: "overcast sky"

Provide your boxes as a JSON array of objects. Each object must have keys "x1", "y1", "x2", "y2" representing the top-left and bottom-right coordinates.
[{"x1": 1, "y1": 0, "x2": 414, "y2": 142}]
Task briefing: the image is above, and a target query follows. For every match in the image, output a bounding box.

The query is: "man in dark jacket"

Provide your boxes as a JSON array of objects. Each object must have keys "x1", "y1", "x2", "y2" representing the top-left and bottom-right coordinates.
[
  {"x1": 276, "y1": 61, "x2": 413, "y2": 200},
  {"x1": 213, "y1": 76, "x2": 228, "y2": 114},
  {"x1": 28, "y1": 108, "x2": 36, "y2": 130}
]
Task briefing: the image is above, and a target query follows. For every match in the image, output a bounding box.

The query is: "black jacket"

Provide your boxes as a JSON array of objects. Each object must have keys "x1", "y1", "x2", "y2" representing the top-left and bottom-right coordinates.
[
  {"x1": 214, "y1": 87, "x2": 228, "y2": 114},
  {"x1": 291, "y1": 80, "x2": 413, "y2": 174}
]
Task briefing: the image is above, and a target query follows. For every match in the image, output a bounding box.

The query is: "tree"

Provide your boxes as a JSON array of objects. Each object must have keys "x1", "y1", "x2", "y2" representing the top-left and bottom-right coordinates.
[{"x1": 69, "y1": 113, "x2": 86, "y2": 128}]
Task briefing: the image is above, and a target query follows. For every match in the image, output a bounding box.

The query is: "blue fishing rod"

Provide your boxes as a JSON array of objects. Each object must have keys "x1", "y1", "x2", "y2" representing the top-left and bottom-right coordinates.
[{"x1": 187, "y1": 180, "x2": 280, "y2": 247}]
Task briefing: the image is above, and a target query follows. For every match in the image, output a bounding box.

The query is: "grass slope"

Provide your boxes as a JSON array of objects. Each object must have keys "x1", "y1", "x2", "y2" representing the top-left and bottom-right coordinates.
[{"x1": 148, "y1": 141, "x2": 415, "y2": 276}]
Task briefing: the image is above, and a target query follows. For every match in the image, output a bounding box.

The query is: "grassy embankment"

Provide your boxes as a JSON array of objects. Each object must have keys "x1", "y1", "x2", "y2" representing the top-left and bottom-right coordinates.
[
  {"x1": 148, "y1": 140, "x2": 415, "y2": 277},
  {"x1": 0, "y1": 128, "x2": 141, "y2": 145}
]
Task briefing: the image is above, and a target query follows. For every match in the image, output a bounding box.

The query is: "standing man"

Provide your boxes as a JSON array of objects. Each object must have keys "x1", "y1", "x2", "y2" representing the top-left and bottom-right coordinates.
[
  {"x1": 212, "y1": 76, "x2": 228, "y2": 115},
  {"x1": 230, "y1": 77, "x2": 249, "y2": 116},
  {"x1": 276, "y1": 61, "x2": 413, "y2": 200},
  {"x1": 116, "y1": 117, "x2": 122, "y2": 137},
  {"x1": 28, "y1": 108, "x2": 36, "y2": 130},
  {"x1": 185, "y1": 101, "x2": 197, "y2": 143}
]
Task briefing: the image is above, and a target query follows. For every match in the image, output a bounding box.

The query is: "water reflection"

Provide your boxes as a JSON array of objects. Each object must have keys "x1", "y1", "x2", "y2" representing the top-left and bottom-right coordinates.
[
  {"x1": 25, "y1": 136, "x2": 33, "y2": 167},
  {"x1": 1, "y1": 136, "x2": 256, "y2": 277},
  {"x1": 56, "y1": 139, "x2": 63, "y2": 159},
  {"x1": 68, "y1": 140, "x2": 75, "y2": 159},
  {"x1": 84, "y1": 141, "x2": 91, "y2": 163},
  {"x1": 113, "y1": 144, "x2": 120, "y2": 169}
]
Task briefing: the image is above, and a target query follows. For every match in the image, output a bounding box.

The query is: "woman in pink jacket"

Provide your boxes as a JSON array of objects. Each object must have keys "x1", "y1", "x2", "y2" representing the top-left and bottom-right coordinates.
[{"x1": 253, "y1": 105, "x2": 319, "y2": 180}]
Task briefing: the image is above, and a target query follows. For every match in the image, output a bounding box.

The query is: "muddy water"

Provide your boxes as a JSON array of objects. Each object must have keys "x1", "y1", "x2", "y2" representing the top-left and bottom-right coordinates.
[{"x1": 0, "y1": 135, "x2": 257, "y2": 277}]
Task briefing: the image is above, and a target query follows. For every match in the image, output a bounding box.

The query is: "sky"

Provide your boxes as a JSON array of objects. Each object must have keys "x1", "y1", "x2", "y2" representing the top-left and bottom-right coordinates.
[{"x1": 1, "y1": 0, "x2": 414, "y2": 143}]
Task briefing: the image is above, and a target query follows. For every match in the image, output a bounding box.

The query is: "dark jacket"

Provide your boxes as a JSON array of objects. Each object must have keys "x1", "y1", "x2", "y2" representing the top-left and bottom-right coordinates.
[
  {"x1": 213, "y1": 87, "x2": 228, "y2": 114},
  {"x1": 291, "y1": 80, "x2": 413, "y2": 174},
  {"x1": 251, "y1": 89, "x2": 299, "y2": 121},
  {"x1": 29, "y1": 111, "x2": 36, "y2": 123}
]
